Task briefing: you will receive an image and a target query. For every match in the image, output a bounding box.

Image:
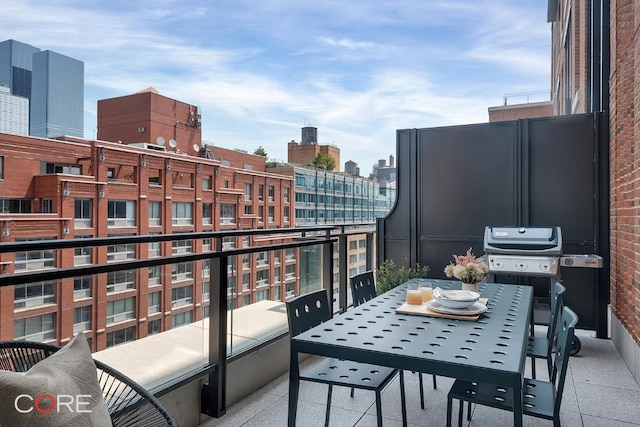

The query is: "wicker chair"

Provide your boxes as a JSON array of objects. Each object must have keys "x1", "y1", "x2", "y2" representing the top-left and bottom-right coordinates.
[{"x1": 0, "y1": 340, "x2": 177, "y2": 427}]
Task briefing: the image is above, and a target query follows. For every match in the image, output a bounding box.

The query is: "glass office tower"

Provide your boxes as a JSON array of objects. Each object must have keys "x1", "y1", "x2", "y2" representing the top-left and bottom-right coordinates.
[
  {"x1": 30, "y1": 50, "x2": 84, "y2": 138},
  {"x1": 0, "y1": 39, "x2": 40, "y2": 99}
]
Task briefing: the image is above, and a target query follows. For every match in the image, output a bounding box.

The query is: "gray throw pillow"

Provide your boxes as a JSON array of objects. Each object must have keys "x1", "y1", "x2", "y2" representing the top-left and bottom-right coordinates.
[{"x1": 0, "y1": 333, "x2": 112, "y2": 426}]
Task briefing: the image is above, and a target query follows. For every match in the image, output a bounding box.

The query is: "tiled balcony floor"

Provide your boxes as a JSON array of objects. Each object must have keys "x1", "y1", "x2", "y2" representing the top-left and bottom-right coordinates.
[{"x1": 202, "y1": 328, "x2": 640, "y2": 426}]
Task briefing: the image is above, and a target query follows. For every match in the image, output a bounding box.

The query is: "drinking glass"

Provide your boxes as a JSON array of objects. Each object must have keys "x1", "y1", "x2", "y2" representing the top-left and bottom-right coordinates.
[{"x1": 406, "y1": 283, "x2": 422, "y2": 305}]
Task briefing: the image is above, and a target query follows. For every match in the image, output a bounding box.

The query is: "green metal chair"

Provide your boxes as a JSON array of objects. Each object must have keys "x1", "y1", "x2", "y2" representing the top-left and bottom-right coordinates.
[
  {"x1": 528, "y1": 281, "x2": 566, "y2": 379},
  {"x1": 445, "y1": 306, "x2": 578, "y2": 427},
  {"x1": 287, "y1": 289, "x2": 407, "y2": 427},
  {"x1": 350, "y1": 270, "x2": 437, "y2": 409},
  {"x1": 0, "y1": 340, "x2": 177, "y2": 427}
]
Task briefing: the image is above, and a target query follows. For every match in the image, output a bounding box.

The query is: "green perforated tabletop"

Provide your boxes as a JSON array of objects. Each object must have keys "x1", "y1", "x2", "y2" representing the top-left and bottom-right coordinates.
[{"x1": 288, "y1": 280, "x2": 532, "y2": 426}]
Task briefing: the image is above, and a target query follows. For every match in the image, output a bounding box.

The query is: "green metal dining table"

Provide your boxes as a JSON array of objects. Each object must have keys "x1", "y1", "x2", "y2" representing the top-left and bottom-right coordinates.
[{"x1": 288, "y1": 279, "x2": 533, "y2": 426}]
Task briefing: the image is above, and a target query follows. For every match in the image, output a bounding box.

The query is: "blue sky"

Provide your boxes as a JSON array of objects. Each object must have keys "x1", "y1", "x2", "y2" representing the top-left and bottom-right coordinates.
[{"x1": 2, "y1": 0, "x2": 551, "y2": 174}]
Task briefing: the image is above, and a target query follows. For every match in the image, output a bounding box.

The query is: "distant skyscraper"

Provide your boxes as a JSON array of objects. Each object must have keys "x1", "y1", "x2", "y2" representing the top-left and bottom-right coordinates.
[
  {"x1": 30, "y1": 50, "x2": 84, "y2": 138},
  {"x1": 0, "y1": 39, "x2": 40, "y2": 99},
  {"x1": 0, "y1": 39, "x2": 84, "y2": 138},
  {"x1": 0, "y1": 85, "x2": 29, "y2": 135}
]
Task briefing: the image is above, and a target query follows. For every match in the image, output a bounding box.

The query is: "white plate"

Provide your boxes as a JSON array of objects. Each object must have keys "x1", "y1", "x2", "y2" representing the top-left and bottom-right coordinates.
[{"x1": 426, "y1": 300, "x2": 487, "y2": 316}]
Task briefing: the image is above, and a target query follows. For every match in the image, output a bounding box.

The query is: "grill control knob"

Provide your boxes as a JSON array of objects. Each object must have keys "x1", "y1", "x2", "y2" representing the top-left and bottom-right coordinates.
[
  {"x1": 491, "y1": 259, "x2": 504, "y2": 270},
  {"x1": 516, "y1": 261, "x2": 528, "y2": 271},
  {"x1": 540, "y1": 261, "x2": 551, "y2": 272}
]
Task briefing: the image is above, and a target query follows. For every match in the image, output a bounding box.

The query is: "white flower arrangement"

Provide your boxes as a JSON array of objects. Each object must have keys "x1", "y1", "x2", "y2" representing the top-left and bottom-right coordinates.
[{"x1": 444, "y1": 248, "x2": 489, "y2": 284}]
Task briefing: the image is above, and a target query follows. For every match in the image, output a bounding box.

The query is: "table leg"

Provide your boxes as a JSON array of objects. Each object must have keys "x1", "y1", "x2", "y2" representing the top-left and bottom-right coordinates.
[
  {"x1": 513, "y1": 384, "x2": 523, "y2": 427},
  {"x1": 288, "y1": 350, "x2": 300, "y2": 427}
]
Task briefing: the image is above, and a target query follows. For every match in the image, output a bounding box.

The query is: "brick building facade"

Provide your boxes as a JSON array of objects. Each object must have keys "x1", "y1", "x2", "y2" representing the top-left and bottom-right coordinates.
[
  {"x1": 547, "y1": 0, "x2": 640, "y2": 380},
  {"x1": 607, "y1": 0, "x2": 640, "y2": 371},
  {"x1": 0, "y1": 128, "x2": 294, "y2": 351}
]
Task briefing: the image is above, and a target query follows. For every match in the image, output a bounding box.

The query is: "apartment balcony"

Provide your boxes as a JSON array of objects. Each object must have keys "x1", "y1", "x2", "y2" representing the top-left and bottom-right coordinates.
[{"x1": 1, "y1": 226, "x2": 638, "y2": 426}]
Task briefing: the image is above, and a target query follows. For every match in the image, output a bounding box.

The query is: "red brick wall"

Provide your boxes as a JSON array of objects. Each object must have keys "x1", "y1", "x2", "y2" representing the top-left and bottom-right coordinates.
[
  {"x1": 488, "y1": 102, "x2": 554, "y2": 122},
  {"x1": 609, "y1": 0, "x2": 640, "y2": 346}
]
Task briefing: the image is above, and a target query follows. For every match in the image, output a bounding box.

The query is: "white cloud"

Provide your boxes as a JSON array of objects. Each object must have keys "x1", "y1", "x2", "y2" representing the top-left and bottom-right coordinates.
[{"x1": 1, "y1": 0, "x2": 552, "y2": 172}]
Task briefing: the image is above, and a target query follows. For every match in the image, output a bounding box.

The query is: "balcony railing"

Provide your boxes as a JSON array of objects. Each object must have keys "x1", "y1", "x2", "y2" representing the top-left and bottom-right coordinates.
[{"x1": 0, "y1": 223, "x2": 377, "y2": 423}]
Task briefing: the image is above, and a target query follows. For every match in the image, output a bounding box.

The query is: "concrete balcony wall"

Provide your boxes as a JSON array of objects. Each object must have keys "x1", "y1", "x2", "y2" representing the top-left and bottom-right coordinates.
[{"x1": 93, "y1": 300, "x2": 291, "y2": 427}]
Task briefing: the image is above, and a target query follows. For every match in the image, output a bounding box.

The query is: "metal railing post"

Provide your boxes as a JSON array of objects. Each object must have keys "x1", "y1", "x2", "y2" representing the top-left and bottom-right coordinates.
[
  {"x1": 337, "y1": 227, "x2": 348, "y2": 313},
  {"x1": 204, "y1": 244, "x2": 227, "y2": 417}
]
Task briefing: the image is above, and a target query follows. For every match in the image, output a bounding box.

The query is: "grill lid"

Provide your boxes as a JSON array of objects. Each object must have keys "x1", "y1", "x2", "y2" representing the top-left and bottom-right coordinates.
[{"x1": 483, "y1": 226, "x2": 562, "y2": 255}]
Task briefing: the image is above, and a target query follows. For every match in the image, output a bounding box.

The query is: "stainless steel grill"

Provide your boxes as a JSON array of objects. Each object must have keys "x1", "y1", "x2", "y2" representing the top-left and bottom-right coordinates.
[
  {"x1": 483, "y1": 225, "x2": 603, "y2": 355},
  {"x1": 484, "y1": 226, "x2": 562, "y2": 277}
]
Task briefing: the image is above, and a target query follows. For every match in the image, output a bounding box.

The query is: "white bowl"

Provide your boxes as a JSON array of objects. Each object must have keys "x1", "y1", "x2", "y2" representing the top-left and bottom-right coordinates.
[{"x1": 432, "y1": 289, "x2": 480, "y2": 309}]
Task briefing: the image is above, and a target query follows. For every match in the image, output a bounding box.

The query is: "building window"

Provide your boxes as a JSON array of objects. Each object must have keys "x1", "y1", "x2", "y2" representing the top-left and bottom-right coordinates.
[
  {"x1": 14, "y1": 281, "x2": 56, "y2": 310},
  {"x1": 14, "y1": 313, "x2": 55, "y2": 341},
  {"x1": 268, "y1": 206, "x2": 274, "y2": 222},
  {"x1": 107, "y1": 270, "x2": 136, "y2": 293},
  {"x1": 349, "y1": 254, "x2": 357, "y2": 264},
  {"x1": 202, "y1": 203, "x2": 212, "y2": 225},
  {"x1": 202, "y1": 259, "x2": 210, "y2": 278},
  {"x1": 349, "y1": 241, "x2": 357, "y2": 250},
  {"x1": 106, "y1": 297, "x2": 135, "y2": 325},
  {"x1": 202, "y1": 177, "x2": 211, "y2": 190},
  {"x1": 258, "y1": 206, "x2": 264, "y2": 221},
  {"x1": 0, "y1": 198, "x2": 33, "y2": 213},
  {"x1": 244, "y1": 183, "x2": 252, "y2": 201},
  {"x1": 258, "y1": 184, "x2": 264, "y2": 201},
  {"x1": 220, "y1": 204, "x2": 236, "y2": 224},
  {"x1": 285, "y1": 248, "x2": 295, "y2": 261},
  {"x1": 74, "y1": 199, "x2": 92, "y2": 228},
  {"x1": 171, "y1": 311, "x2": 192, "y2": 328},
  {"x1": 172, "y1": 202, "x2": 193, "y2": 225},
  {"x1": 284, "y1": 206, "x2": 289, "y2": 221},
  {"x1": 148, "y1": 292, "x2": 161, "y2": 315},
  {"x1": 148, "y1": 265, "x2": 161, "y2": 286},
  {"x1": 74, "y1": 236, "x2": 92, "y2": 266},
  {"x1": 74, "y1": 276, "x2": 92, "y2": 300},
  {"x1": 172, "y1": 239, "x2": 193, "y2": 255},
  {"x1": 244, "y1": 205, "x2": 252, "y2": 215},
  {"x1": 148, "y1": 319, "x2": 161, "y2": 336},
  {"x1": 256, "y1": 289, "x2": 269, "y2": 301},
  {"x1": 242, "y1": 273, "x2": 250, "y2": 291},
  {"x1": 274, "y1": 266, "x2": 281, "y2": 281},
  {"x1": 242, "y1": 295, "x2": 250, "y2": 306},
  {"x1": 148, "y1": 232, "x2": 161, "y2": 257},
  {"x1": 202, "y1": 238, "x2": 212, "y2": 252},
  {"x1": 106, "y1": 326, "x2": 135, "y2": 347},
  {"x1": 171, "y1": 261, "x2": 193, "y2": 282},
  {"x1": 268, "y1": 185, "x2": 275, "y2": 201},
  {"x1": 107, "y1": 242, "x2": 136, "y2": 262},
  {"x1": 273, "y1": 285, "x2": 281, "y2": 301},
  {"x1": 256, "y1": 269, "x2": 269, "y2": 286},
  {"x1": 283, "y1": 187, "x2": 289, "y2": 202},
  {"x1": 242, "y1": 253, "x2": 250, "y2": 269},
  {"x1": 41, "y1": 198, "x2": 52, "y2": 213},
  {"x1": 203, "y1": 282, "x2": 210, "y2": 301},
  {"x1": 172, "y1": 285, "x2": 193, "y2": 308},
  {"x1": 285, "y1": 264, "x2": 296, "y2": 279},
  {"x1": 149, "y1": 201, "x2": 161, "y2": 226},
  {"x1": 107, "y1": 200, "x2": 136, "y2": 227},
  {"x1": 73, "y1": 306, "x2": 92, "y2": 333},
  {"x1": 44, "y1": 162, "x2": 81, "y2": 175},
  {"x1": 14, "y1": 238, "x2": 56, "y2": 271}
]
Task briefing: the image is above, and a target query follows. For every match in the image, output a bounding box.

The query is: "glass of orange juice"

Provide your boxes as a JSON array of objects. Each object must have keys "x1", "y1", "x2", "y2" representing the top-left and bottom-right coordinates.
[{"x1": 406, "y1": 283, "x2": 422, "y2": 305}]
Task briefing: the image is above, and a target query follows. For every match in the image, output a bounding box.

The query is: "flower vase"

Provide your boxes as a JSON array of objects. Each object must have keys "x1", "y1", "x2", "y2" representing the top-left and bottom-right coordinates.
[{"x1": 461, "y1": 282, "x2": 478, "y2": 292}]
